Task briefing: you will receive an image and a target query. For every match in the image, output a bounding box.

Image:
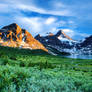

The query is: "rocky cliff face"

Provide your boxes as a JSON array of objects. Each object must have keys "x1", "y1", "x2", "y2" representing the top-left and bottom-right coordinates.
[
  {"x1": 35, "y1": 30, "x2": 92, "y2": 55},
  {"x1": 80, "y1": 35, "x2": 92, "y2": 47},
  {"x1": 35, "y1": 30, "x2": 77, "y2": 55},
  {"x1": 55, "y1": 30, "x2": 73, "y2": 41},
  {"x1": 0, "y1": 23, "x2": 47, "y2": 51},
  {"x1": 77, "y1": 35, "x2": 92, "y2": 55},
  {"x1": 0, "y1": 23, "x2": 92, "y2": 55}
]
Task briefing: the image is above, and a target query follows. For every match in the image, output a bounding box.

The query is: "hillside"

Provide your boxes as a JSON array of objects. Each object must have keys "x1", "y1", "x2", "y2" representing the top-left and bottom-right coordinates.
[
  {"x1": 0, "y1": 46, "x2": 92, "y2": 92},
  {"x1": 0, "y1": 23, "x2": 47, "y2": 51}
]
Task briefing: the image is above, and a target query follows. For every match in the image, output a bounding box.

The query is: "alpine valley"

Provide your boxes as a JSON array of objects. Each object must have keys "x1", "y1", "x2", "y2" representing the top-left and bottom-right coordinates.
[
  {"x1": 0, "y1": 23, "x2": 92, "y2": 56},
  {"x1": 0, "y1": 23, "x2": 92, "y2": 92}
]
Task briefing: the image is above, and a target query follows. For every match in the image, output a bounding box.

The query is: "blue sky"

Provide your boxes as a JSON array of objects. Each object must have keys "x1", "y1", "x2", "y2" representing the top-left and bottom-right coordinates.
[{"x1": 0, "y1": 0, "x2": 92, "y2": 40}]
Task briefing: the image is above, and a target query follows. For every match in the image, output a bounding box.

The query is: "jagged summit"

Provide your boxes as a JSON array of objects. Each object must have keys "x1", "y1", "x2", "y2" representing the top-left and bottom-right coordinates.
[
  {"x1": 35, "y1": 29, "x2": 92, "y2": 55},
  {"x1": 35, "y1": 29, "x2": 78, "y2": 55},
  {"x1": 0, "y1": 23, "x2": 47, "y2": 51},
  {"x1": 2, "y1": 23, "x2": 17, "y2": 29},
  {"x1": 0, "y1": 23, "x2": 26, "y2": 42},
  {"x1": 35, "y1": 34, "x2": 41, "y2": 38},
  {"x1": 47, "y1": 32, "x2": 54, "y2": 36},
  {"x1": 55, "y1": 30, "x2": 73, "y2": 41}
]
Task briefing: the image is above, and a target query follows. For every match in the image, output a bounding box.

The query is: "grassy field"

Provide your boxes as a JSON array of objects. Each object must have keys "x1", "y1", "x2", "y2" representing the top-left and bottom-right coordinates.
[{"x1": 0, "y1": 46, "x2": 92, "y2": 92}]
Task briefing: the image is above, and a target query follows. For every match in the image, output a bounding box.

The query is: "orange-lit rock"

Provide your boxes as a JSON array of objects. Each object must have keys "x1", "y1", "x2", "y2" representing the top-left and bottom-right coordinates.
[
  {"x1": 61, "y1": 31, "x2": 73, "y2": 40},
  {"x1": 0, "y1": 23, "x2": 48, "y2": 51}
]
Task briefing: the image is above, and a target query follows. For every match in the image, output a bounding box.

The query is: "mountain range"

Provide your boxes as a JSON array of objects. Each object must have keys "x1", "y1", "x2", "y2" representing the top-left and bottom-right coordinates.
[
  {"x1": 35, "y1": 30, "x2": 92, "y2": 55},
  {"x1": 0, "y1": 23, "x2": 92, "y2": 55}
]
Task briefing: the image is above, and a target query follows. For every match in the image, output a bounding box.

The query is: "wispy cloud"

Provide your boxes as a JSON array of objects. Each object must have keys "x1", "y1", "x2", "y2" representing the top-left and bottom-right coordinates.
[
  {"x1": 15, "y1": 15, "x2": 79, "y2": 39},
  {"x1": 62, "y1": 29, "x2": 75, "y2": 37},
  {"x1": 45, "y1": 17, "x2": 57, "y2": 25},
  {"x1": 15, "y1": 16, "x2": 58, "y2": 36},
  {"x1": 0, "y1": 0, "x2": 92, "y2": 40},
  {"x1": 16, "y1": 4, "x2": 72, "y2": 16},
  {"x1": 0, "y1": 0, "x2": 73, "y2": 16}
]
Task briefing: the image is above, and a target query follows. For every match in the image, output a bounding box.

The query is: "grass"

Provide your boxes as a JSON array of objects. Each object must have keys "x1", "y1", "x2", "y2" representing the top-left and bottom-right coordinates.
[{"x1": 0, "y1": 46, "x2": 92, "y2": 92}]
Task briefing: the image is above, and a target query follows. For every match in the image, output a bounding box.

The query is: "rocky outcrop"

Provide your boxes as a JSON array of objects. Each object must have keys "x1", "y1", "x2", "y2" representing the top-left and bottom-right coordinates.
[
  {"x1": 0, "y1": 23, "x2": 48, "y2": 51},
  {"x1": 35, "y1": 30, "x2": 76, "y2": 55},
  {"x1": 55, "y1": 30, "x2": 73, "y2": 40},
  {"x1": 77, "y1": 35, "x2": 92, "y2": 55},
  {"x1": 80, "y1": 35, "x2": 92, "y2": 47}
]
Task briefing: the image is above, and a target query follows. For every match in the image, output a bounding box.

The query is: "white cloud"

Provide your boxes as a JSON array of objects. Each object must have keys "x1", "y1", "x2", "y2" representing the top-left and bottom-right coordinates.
[
  {"x1": 45, "y1": 17, "x2": 57, "y2": 25},
  {"x1": 14, "y1": 16, "x2": 58, "y2": 36},
  {"x1": 15, "y1": 17, "x2": 42, "y2": 34},
  {"x1": 58, "y1": 20, "x2": 67, "y2": 27},
  {"x1": 58, "y1": 29, "x2": 90, "y2": 40},
  {"x1": 0, "y1": 2, "x2": 73, "y2": 16},
  {"x1": 76, "y1": 32, "x2": 90, "y2": 38},
  {"x1": 0, "y1": 3, "x2": 12, "y2": 13},
  {"x1": 16, "y1": 4, "x2": 45, "y2": 13},
  {"x1": 68, "y1": 20, "x2": 74, "y2": 24},
  {"x1": 0, "y1": 0, "x2": 91, "y2": 40},
  {"x1": 54, "y1": 2, "x2": 65, "y2": 8},
  {"x1": 0, "y1": 0, "x2": 75, "y2": 18},
  {"x1": 62, "y1": 29, "x2": 75, "y2": 37},
  {"x1": 80, "y1": 33, "x2": 89, "y2": 37},
  {"x1": 63, "y1": 29, "x2": 73, "y2": 33},
  {"x1": 19, "y1": 4, "x2": 72, "y2": 16}
]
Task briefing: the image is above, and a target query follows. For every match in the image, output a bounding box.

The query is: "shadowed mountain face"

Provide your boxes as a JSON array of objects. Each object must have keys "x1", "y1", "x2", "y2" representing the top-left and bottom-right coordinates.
[
  {"x1": 81, "y1": 35, "x2": 92, "y2": 47},
  {"x1": 0, "y1": 23, "x2": 92, "y2": 55},
  {"x1": 35, "y1": 30, "x2": 75, "y2": 48},
  {"x1": 0, "y1": 23, "x2": 47, "y2": 51},
  {"x1": 55, "y1": 30, "x2": 73, "y2": 41},
  {"x1": 78, "y1": 35, "x2": 92, "y2": 54},
  {"x1": 35, "y1": 30, "x2": 76, "y2": 55},
  {"x1": 35, "y1": 30, "x2": 92, "y2": 55}
]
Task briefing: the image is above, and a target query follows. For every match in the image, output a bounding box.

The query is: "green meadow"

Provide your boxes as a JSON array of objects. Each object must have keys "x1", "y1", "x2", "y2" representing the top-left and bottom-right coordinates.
[{"x1": 0, "y1": 46, "x2": 92, "y2": 92}]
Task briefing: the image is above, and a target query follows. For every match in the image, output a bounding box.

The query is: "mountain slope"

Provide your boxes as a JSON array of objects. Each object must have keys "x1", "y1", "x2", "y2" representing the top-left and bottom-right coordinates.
[
  {"x1": 35, "y1": 30, "x2": 77, "y2": 55},
  {"x1": 81, "y1": 35, "x2": 92, "y2": 47},
  {"x1": 0, "y1": 23, "x2": 47, "y2": 51},
  {"x1": 78, "y1": 35, "x2": 92, "y2": 54},
  {"x1": 55, "y1": 30, "x2": 73, "y2": 41}
]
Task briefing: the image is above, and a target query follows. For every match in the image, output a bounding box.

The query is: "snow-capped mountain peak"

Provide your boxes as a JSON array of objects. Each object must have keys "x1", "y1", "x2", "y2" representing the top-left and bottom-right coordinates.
[{"x1": 55, "y1": 30, "x2": 73, "y2": 41}]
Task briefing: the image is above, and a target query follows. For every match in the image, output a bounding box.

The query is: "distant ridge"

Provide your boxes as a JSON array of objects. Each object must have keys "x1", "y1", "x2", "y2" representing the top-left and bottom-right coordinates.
[{"x1": 35, "y1": 29, "x2": 92, "y2": 55}]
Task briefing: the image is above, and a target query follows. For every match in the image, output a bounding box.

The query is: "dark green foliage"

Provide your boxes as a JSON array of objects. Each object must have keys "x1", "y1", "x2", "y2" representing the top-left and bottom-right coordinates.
[{"x1": 0, "y1": 46, "x2": 92, "y2": 92}]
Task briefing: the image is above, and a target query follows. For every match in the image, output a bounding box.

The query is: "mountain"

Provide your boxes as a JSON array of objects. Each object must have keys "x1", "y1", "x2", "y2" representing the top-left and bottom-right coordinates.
[
  {"x1": 81, "y1": 35, "x2": 92, "y2": 47},
  {"x1": 0, "y1": 23, "x2": 47, "y2": 51},
  {"x1": 77, "y1": 35, "x2": 92, "y2": 55},
  {"x1": 35, "y1": 30, "x2": 92, "y2": 55},
  {"x1": 0, "y1": 23, "x2": 92, "y2": 55},
  {"x1": 35, "y1": 30, "x2": 77, "y2": 55},
  {"x1": 55, "y1": 30, "x2": 73, "y2": 41}
]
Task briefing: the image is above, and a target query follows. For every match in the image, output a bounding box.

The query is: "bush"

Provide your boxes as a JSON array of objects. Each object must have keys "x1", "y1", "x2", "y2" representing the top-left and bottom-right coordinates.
[
  {"x1": 0, "y1": 46, "x2": 91, "y2": 92},
  {"x1": 0, "y1": 65, "x2": 91, "y2": 92}
]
